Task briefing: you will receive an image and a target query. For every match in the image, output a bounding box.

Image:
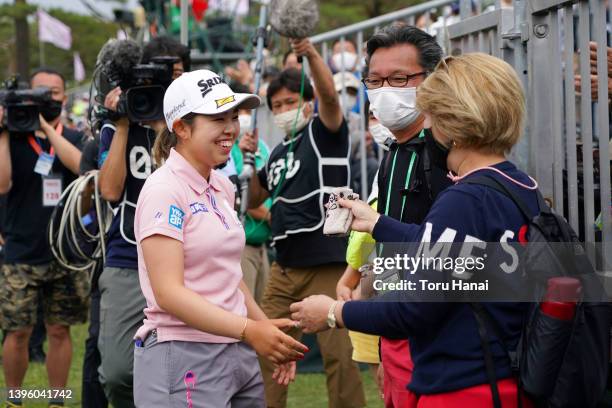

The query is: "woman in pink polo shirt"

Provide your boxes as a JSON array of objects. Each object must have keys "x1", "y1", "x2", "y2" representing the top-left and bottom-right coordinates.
[{"x1": 133, "y1": 70, "x2": 307, "y2": 407}]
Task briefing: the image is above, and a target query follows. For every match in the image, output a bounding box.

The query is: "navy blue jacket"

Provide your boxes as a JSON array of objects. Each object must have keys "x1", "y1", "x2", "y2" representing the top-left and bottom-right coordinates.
[{"x1": 342, "y1": 161, "x2": 539, "y2": 395}]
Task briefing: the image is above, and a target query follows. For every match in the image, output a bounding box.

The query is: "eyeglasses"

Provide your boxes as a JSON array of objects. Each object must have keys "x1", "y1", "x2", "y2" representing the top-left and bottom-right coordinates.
[{"x1": 361, "y1": 72, "x2": 428, "y2": 89}]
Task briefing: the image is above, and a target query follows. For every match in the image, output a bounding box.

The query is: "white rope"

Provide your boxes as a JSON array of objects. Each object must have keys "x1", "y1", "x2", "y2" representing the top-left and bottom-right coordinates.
[{"x1": 48, "y1": 171, "x2": 113, "y2": 278}]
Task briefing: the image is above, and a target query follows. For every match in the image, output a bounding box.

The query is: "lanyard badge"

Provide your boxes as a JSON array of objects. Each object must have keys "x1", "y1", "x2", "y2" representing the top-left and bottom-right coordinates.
[{"x1": 30, "y1": 123, "x2": 63, "y2": 176}]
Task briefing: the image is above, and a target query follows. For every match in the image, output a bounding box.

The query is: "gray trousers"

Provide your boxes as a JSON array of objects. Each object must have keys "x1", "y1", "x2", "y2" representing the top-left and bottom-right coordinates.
[
  {"x1": 134, "y1": 331, "x2": 265, "y2": 407},
  {"x1": 98, "y1": 267, "x2": 146, "y2": 408}
]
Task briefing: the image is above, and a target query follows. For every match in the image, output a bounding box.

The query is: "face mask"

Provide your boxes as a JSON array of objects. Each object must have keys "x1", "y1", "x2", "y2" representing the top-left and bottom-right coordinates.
[
  {"x1": 238, "y1": 114, "x2": 251, "y2": 137},
  {"x1": 339, "y1": 94, "x2": 357, "y2": 112},
  {"x1": 332, "y1": 52, "x2": 357, "y2": 72},
  {"x1": 273, "y1": 106, "x2": 310, "y2": 135},
  {"x1": 425, "y1": 131, "x2": 452, "y2": 172},
  {"x1": 40, "y1": 100, "x2": 63, "y2": 122},
  {"x1": 367, "y1": 87, "x2": 420, "y2": 131},
  {"x1": 369, "y1": 123, "x2": 396, "y2": 150}
]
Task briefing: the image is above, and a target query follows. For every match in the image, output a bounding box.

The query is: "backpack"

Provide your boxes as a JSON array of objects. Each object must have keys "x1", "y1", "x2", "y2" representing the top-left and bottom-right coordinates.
[{"x1": 464, "y1": 174, "x2": 610, "y2": 408}]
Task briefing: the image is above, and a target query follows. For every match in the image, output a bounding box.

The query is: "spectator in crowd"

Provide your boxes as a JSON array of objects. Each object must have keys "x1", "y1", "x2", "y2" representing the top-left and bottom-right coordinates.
[
  {"x1": 334, "y1": 71, "x2": 360, "y2": 116},
  {"x1": 245, "y1": 39, "x2": 366, "y2": 408},
  {"x1": 133, "y1": 69, "x2": 306, "y2": 405},
  {"x1": 96, "y1": 36, "x2": 189, "y2": 408},
  {"x1": 0, "y1": 67, "x2": 88, "y2": 408},
  {"x1": 343, "y1": 24, "x2": 452, "y2": 407},
  {"x1": 291, "y1": 52, "x2": 536, "y2": 407},
  {"x1": 282, "y1": 49, "x2": 303, "y2": 71},
  {"x1": 330, "y1": 38, "x2": 359, "y2": 74}
]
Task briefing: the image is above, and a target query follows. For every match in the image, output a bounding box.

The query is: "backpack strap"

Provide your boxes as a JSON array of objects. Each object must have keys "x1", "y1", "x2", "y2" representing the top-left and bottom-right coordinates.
[
  {"x1": 421, "y1": 143, "x2": 434, "y2": 201},
  {"x1": 470, "y1": 302, "x2": 524, "y2": 408},
  {"x1": 470, "y1": 303, "x2": 503, "y2": 408}
]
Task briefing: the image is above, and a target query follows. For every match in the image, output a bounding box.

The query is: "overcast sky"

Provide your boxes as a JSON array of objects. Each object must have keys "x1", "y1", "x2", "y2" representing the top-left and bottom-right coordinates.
[{"x1": 0, "y1": 0, "x2": 140, "y2": 20}]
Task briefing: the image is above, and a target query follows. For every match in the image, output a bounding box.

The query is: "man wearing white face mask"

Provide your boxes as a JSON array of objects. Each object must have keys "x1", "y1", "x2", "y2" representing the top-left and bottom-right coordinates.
[
  {"x1": 359, "y1": 24, "x2": 453, "y2": 407},
  {"x1": 244, "y1": 38, "x2": 366, "y2": 408}
]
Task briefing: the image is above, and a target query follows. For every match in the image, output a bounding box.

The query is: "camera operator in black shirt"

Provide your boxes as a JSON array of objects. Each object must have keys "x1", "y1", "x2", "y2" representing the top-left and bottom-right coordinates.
[{"x1": 0, "y1": 67, "x2": 87, "y2": 407}]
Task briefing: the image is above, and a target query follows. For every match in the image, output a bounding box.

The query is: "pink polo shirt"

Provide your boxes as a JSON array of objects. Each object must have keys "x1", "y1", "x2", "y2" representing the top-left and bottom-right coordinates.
[{"x1": 134, "y1": 148, "x2": 246, "y2": 343}]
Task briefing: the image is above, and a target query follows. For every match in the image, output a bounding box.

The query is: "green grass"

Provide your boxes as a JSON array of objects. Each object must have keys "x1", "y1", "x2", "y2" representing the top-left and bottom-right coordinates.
[
  {"x1": 0, "y1": 324, "x2": 88, "y2": 408},
  {"x1": 1, "y1": 324, "x2": 384, "y2": 408}
]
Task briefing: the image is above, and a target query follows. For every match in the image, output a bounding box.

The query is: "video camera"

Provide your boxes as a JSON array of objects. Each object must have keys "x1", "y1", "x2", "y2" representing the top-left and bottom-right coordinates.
[
  {"x1": 0, "y1": 77, "x2": 53, "y2": 133},
  {"x1": 102, "y1": 56, "x2": 179, "y2": 123}
]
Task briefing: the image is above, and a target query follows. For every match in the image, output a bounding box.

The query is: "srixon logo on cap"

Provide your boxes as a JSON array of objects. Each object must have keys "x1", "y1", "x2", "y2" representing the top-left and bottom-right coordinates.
[{"x1": 198, "y1": 76, "x2": 224, "y2": 98}]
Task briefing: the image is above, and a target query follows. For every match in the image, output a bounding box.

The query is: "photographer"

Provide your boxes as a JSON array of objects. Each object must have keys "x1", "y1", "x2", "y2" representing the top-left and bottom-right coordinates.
[
  {"x1": 96, "y1": 36, "x2": 189, "y2": 408},
  {"x1": 0, "y1": 68, "x2": 87, "y2": 407}
]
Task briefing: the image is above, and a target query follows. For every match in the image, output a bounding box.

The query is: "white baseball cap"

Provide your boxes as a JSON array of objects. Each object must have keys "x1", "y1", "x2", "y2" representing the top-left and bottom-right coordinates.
[
  {"x1": 333, "y1": 72, "x2": 361, "y2": 93},
  {"x1": 163, "y1": 69, "x2": 261, "y2": 131}
]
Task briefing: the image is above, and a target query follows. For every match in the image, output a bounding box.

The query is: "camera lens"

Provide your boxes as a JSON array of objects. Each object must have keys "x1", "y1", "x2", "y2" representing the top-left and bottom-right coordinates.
[
  {"x1": 7, "y1": 104, "x2": 39, "y2": 132},
  {"x1": 126, "y1": 85, "x2": 164, "y2": 122},
  {"x1": 132, "y1": 91, "x2": 153, "y2": 115}
]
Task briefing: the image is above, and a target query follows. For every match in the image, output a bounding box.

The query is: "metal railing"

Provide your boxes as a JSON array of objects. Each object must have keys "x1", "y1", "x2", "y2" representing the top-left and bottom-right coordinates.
[{"x1": 309, "y1": 0, "x2": 611, "y2": 273}]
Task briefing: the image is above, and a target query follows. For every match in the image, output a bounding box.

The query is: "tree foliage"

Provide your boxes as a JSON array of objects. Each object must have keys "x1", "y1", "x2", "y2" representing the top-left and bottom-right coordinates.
[
  {"x1": 0, "y1": 0, "x2": 429, "y2": 86},
  {"x1": 0, "y1": 8, "x2": 119, "y2": 86},
  {"x1": 317, "y1": 0, "x2": 426, "y2": 32}
]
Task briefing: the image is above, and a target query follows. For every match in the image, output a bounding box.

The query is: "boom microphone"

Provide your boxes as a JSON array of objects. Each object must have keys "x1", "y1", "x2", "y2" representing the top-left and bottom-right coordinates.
[
  {"x1": 103, "y1": 39, "x2": 143, "y2": 90},
  {"x1": 90, "y1": 39, "x2": 142, "y2": 127},
  {"x1": 269, "y1": 0, "x2": 319, "y2": 62}
]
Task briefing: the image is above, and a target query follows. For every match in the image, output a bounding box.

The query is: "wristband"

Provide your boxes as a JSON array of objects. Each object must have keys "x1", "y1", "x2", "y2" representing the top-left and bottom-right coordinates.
[{"x1": 239, "y1": 318, "x2": 249, "y2": 341}]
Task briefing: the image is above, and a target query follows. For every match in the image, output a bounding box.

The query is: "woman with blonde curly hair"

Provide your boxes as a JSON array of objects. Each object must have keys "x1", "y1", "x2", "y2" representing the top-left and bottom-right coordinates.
[{"x1": 291, "y1": 53, "x2": 537, "y2": 407}]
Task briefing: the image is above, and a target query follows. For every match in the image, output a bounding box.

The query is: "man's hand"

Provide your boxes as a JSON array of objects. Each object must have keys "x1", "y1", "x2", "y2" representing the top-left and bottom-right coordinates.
[
  {"x1": 239, "y1": 130, "x2": 258, "y2": 154},
  {"x1": 290, "y1": 38, "x2": 316, "y2": 60},
  {"x1": 290, "y1": 295, "x2": 342, "y2": 334},
  {"x1": 0, "y1": 233, "x2": 5, "y2": 246},
  {"x1": 104, "y1": 87, "x2": 122, "y2": 112},
  {"x1": 225, "y1": 59, "x2": 254, "y2": 87},
  {"x1": 38, "y1": 114, "x2": 53, "y2": 136}
]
